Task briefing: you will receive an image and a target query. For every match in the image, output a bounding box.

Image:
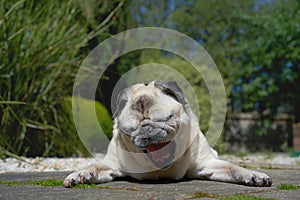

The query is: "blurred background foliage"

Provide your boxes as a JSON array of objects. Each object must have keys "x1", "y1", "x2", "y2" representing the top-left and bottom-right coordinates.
[
  {"x1": 0, "y1": 0, "x2": 129, "y2": 157},
  {"x1": 0, "y1": 0, "x2": 299, "y2": 157}
]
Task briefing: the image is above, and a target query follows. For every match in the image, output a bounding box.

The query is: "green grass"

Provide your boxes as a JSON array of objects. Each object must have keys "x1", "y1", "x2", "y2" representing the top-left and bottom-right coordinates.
[
  {"x1": 0, "y1": 179, "x2": 99, "y2": 188},
  {"x1": 221, "y1": 194, "x2": 275, "y2": 200},
  {"x1": 0, "y1": 180, "x2": 23, "y2": 186},
  {"x1": 27, "y1": 180, "x2": 63, "y2": 187},
  {"x1": 0, "y1": 179, "x2": 62, "y2": 187},
  {"x1": 277, "y1": 184, "x2": 300, "y2": 190}
]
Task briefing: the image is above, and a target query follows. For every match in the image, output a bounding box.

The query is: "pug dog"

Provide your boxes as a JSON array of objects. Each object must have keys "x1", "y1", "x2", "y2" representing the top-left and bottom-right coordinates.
[{"x1": 63, "y1": 80, "x2": 272, "y2": 187}]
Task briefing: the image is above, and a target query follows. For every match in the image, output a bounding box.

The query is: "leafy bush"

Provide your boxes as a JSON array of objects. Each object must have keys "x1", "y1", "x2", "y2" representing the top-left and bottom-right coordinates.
[
  {"x1": 64, "y1": 97, "x2": 113, "y2": 153},
  {"x1": 0, "y1": 0, "x2": 127, "y2": 157}
]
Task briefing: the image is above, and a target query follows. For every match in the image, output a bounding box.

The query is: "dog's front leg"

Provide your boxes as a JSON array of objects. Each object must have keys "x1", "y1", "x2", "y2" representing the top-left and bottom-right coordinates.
[
  {"x1": 188, "y1": 159, "x2": 272, "y2": 187},
  {"x1": 63, "y1": 163, "x2": 124, "y2": 187}
]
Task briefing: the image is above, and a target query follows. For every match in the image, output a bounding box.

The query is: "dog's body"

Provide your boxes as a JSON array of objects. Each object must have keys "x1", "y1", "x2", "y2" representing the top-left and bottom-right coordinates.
[{"x1": 63, "y1": 81, "x2": 272, "y2": 187}]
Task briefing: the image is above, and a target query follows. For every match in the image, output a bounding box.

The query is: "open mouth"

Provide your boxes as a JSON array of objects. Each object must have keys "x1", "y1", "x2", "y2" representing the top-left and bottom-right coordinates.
[
  {"x1": 143, "y1": 141, "x2": 175, "y2": 169},
  {"x1": 126, "y1": 118, "x2": 177, "y2": 169}
]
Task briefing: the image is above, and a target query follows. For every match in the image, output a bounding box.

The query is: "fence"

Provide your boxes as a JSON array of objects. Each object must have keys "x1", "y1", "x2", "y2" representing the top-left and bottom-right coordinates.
[
  {"x1": 223, "y1": 113, "x2": 294, "y2": 152},
  {"x1": 293, "y1": 123, "x2": 300, "y2": 152}
]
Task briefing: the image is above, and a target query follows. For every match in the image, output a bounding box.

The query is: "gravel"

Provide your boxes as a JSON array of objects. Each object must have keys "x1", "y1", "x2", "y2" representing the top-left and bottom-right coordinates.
[
  {"x1": 220, "y1": 153, "x2": 300, "y2": 170},
  {"x1": 1, "y1": 153, "x2": 299, "y2": 174},
  {"x1": 0, "y1": 154, "x2": 104, "y2": 173}
]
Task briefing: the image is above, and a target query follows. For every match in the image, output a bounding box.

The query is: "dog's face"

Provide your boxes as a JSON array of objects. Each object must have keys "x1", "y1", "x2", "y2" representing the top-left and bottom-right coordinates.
[{"x1": 113, "y1": 81, "x2": 190, "y2": 169}]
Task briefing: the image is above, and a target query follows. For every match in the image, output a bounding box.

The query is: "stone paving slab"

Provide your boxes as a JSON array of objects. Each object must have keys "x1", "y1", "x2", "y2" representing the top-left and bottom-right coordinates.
[{"x1": 0, "y1": 170, "x2": 299, "y2": 200}]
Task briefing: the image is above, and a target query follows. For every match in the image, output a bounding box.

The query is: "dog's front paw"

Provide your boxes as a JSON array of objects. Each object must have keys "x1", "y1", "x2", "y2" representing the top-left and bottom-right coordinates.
[
  {"x1": 242, "y1": 171, "x2": 272, "y2": 187},
  {"x1": 63, "y1": 170, "x2": 94, "y2": 187}
]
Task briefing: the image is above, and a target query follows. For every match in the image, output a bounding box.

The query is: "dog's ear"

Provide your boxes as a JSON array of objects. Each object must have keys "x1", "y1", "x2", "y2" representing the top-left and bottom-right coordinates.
[
  {"x1": 113, "y1": 88, "x2": 128, "y2": 119},
  {"x1": 154, "y1": 80, "x2": 187, "y2": 105}
]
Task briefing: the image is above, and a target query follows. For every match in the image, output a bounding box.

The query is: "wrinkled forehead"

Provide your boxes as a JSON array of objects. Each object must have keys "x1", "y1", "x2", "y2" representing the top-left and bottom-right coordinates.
[{"x1": 130, "y1": 82, "x2": 157, "y2": 96}]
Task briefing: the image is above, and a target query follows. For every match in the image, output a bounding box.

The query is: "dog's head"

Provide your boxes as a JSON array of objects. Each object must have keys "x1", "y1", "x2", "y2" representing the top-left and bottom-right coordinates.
[{"x1": 113, "y1": 80, "x2": 190, "y2": 169}]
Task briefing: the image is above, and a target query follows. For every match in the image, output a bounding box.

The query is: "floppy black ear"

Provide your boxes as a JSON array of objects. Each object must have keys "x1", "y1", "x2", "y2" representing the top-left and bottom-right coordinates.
[
  {"x1": 154, "y1": 80, "x2": 187, "y2": 105},
  {"x1": 113, "y1": 88, "x2": 128, "y2": 119}
]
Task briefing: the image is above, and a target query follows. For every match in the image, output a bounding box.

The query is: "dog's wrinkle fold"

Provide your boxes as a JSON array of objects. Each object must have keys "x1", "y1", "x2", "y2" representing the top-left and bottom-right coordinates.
[
  {"x1": 132, "y1": 125, "x2": 168, "y2": 148},
  {"x1": 121, "y1": 116, "x2": 176, "y2": 137},
  {"x1": 121, "y1": 126, "x2": 139, "y2": 135},
  {"x1": 122, "y1": 116, "x2": 176, "y2": 149},
  {"x1": 141, "y1": 120, "x2": 176, "y2": 134}
]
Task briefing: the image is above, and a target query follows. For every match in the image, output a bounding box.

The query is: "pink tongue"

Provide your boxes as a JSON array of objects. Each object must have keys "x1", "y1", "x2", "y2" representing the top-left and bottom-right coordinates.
[{"x1": 146, "y1": 142, "x2": 170, "y2": 163}]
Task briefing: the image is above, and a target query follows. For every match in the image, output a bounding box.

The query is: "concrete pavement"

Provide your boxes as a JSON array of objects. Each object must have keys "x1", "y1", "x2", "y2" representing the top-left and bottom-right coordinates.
[{"x1": 0, "y1": 169, "x2": 299, "y2": 199}]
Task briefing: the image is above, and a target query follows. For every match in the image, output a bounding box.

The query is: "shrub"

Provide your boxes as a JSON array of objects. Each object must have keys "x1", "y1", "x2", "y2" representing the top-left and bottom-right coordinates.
[
  {"x1": 0, "y1": 0, "x2": 127, "y2": 157},
  {"x1": 63, "y1": 97, "x2": 113, "y2": 153}
]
